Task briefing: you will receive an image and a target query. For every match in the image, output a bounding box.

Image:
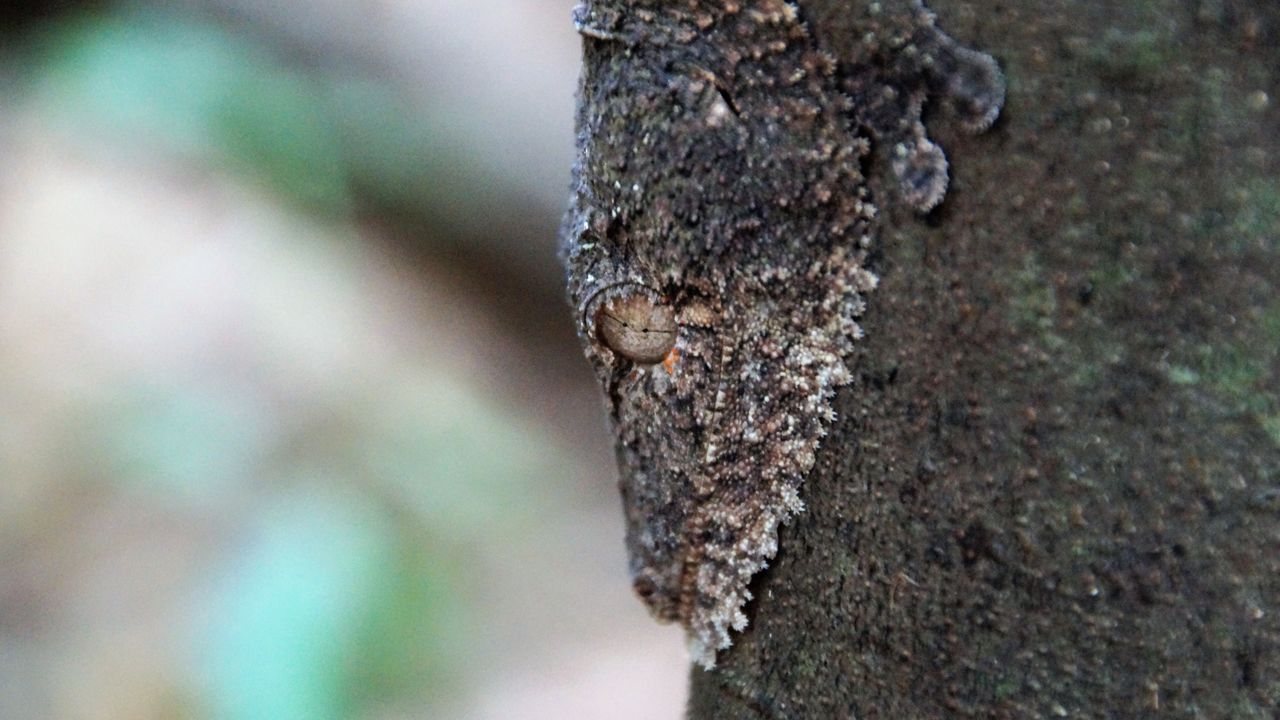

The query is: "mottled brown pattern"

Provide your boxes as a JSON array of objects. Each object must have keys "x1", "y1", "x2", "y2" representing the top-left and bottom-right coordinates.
[{"x1": 562, "y1": 0, "x2": 1003, "y2": 667}]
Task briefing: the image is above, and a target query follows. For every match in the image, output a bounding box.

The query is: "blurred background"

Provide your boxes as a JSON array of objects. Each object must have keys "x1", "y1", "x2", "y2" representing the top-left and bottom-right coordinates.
[{"x1": 0, "y1": 1, "x2": 688, "y2": 718}]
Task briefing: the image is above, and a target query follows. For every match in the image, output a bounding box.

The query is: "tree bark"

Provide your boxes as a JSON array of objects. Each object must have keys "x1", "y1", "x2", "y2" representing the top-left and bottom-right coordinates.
[{"x1": 684, "y1": 0, "x2": 1280, "y2": 716}]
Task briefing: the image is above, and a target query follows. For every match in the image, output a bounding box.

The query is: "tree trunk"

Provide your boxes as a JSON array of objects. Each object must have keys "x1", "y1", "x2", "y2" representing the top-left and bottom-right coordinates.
[{"x1": 683, "y1": 0, "x2": 1280, "y2": 716}]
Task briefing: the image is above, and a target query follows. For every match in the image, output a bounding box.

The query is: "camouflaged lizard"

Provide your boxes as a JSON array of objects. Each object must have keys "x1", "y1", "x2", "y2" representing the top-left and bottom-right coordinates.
[{"x1": 562, "y1": 0, "x2": 1004, "y2": 668}]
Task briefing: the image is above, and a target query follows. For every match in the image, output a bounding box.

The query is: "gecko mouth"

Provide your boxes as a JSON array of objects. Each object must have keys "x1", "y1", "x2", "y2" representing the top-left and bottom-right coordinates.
[{"x1": 631, "y1": 566, "x2": 682, "y2": 622}]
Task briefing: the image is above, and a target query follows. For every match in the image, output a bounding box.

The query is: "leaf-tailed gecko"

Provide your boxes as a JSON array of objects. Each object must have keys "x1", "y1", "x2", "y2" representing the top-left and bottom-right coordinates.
[{"x1": 561, "y1": 0, "x2": 1004, "y2": 669}]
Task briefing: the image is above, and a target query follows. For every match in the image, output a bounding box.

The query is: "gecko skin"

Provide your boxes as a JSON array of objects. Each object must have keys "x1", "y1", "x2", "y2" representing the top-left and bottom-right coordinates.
[{"x1": 562, "y1": 0, "x2": 1003, "y2": 669}]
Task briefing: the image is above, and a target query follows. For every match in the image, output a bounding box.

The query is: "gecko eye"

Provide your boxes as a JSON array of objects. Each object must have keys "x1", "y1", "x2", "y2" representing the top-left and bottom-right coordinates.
[{"x1": 589, "y1": 285, "x2": 677, "y2": 364}]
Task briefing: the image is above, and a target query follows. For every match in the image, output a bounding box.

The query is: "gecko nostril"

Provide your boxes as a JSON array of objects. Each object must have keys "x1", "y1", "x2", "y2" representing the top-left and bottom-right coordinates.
[{"x1": 633, "y1": 576, "x2": 659, "y2": 599}]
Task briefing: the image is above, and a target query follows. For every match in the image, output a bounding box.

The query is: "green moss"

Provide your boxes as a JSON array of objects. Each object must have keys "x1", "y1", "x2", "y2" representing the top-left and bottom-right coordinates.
[
  {"x1": 1087, "y1": 258, "x2": 1139, "y2": 297},
  {"x1": 1260, "y1": 416, "x2": 1280, "y2": 448},
  {"x1": 1194, "y1": 343, "x2": 1267, "y2": 404},
  {"x1": 1230, "y1": 181, "x2": 1280, "y2": 250},
  {"x1": 1090, "y1": 29, "x2": 1171, "y2": 87},
  {"x1": 1263, "y1": 303, "x2": 1280, "y2": 340},
  {"x1": 1009, "y1": 253, "x2": 1057, "y2": 332},
  {"x1": 1229, "y1": 697, "x2": 1272, "y2": 719},
  {"x1": 1166, "y1": 301, "x2": 1280, "y2": 438},
  {"x1": 1166, "y1": 365, "x2": 1200, "y2": 386},
  {"x1": 994, "y1": 677, "x2": 1021, "y2": 700}
]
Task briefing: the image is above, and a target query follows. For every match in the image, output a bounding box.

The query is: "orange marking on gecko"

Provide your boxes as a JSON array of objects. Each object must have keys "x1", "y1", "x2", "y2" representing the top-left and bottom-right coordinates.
[{"x1": 662, "y1": 347, "x2": 681, "y2": 375}]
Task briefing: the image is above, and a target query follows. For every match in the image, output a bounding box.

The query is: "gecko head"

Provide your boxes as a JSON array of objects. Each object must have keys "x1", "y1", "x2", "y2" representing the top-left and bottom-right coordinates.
[
  {"x1": 567, "y1": 238, "x2": 872, "y2": 667},
  {"x1": 579, "y1": 280, "x2": 699, "y2": 621}
]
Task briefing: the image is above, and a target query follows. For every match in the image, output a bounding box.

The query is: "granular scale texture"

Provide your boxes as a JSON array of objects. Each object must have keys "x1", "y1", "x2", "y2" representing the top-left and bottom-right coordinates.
[{"x1": 562, "y1": 0, "x2": 1003, "y2": 668}]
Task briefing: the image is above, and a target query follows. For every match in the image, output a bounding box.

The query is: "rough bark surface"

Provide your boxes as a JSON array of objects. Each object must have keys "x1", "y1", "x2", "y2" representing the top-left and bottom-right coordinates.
[{"x1": 671, "y1": 0, "x2": 1280, "y2": 717}]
